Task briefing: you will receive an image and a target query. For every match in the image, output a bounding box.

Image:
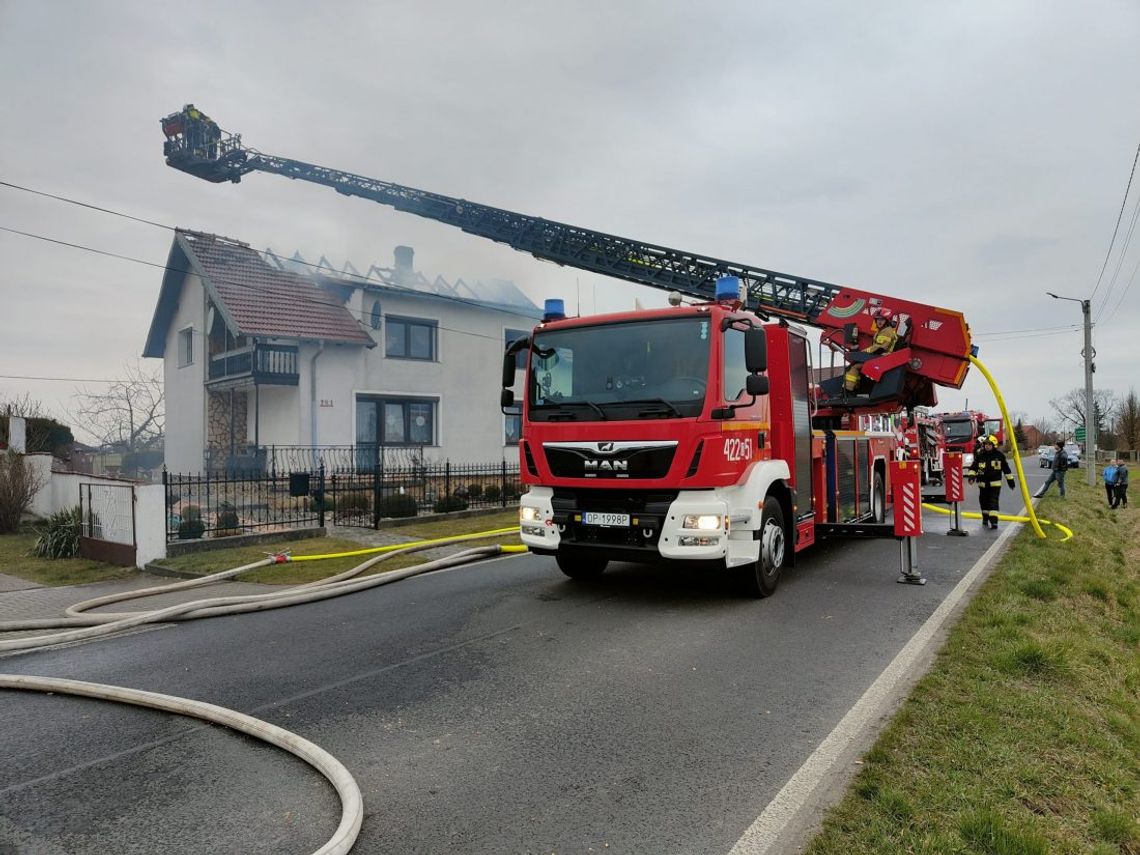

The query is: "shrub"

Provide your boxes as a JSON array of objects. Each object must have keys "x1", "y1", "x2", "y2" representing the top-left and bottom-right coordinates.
[
  {"x1": 378, "y1": 493, "x2": 418, "y2": 518},
  {"x1": 465, "y1": 483, "x2": 484, "y2": 499},
  {"x1": 484, "y1": 484, "x2": 502, "y2": 503},
  {"x1": 214, "y1": 501, "x2": 241, "y2": 537},
  {"x1": 309, "y1": 494, "x2": 333, "y2": 513},
  {"x1": 33, "y1": 506, "x2": 82, "y2": 559},
  {"x1": 178, "y1": 504, "x2": 205, "y2": 539},
  {"x1": 433, "y1": 494, "x2": 469, "y2": 514},
  {"x1": 0, "y1": 450, "x2": 45, "y2": 534},
  {"x1": 336, "y1": 491, "x2": 371, "y2": 513}
]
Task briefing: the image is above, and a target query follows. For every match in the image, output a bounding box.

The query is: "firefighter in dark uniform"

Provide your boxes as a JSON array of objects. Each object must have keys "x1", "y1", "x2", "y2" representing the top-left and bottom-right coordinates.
[{"x1": 967, "y1": 434, "x2": 1015, "y2": 529}]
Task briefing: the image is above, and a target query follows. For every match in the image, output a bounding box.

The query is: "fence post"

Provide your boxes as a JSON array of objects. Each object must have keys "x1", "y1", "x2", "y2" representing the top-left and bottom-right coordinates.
[
  {"x1": 445, "y1": 459, "x2": 451, "y2": 500},
  {"x1": 501, "y1": 460, "x2": 507, "y2": 507},
  {"x1": 318, "y1": 462, "x2": 326, "y2": 529},
  {"x1": 372, "y1": 443, "x2": 381, "y2": 529}
]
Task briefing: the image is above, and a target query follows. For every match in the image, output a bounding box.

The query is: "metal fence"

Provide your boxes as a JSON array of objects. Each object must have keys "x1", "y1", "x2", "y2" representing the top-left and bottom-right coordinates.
[{"x1": 166, "y1": 450, "x2": 522, "y2": 541}]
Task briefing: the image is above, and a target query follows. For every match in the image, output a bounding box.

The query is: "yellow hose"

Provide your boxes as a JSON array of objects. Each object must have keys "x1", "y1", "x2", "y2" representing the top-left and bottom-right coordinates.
[
  {"x1": 920, "y1": 501, "x2": 1073, "y2": 541},
  {"x1": 967, "y1": 355, "x2": 1053, "y2": 539}
]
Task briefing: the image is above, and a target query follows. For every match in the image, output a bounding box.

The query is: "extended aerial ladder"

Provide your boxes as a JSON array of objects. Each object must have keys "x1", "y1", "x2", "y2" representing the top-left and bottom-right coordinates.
[{"x1": 161, "y1": 105, "x2": 975, "y2": 412}]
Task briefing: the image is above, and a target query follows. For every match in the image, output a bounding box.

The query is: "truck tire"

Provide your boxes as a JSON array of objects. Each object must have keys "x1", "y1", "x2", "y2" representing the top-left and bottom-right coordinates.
[
  {"x1": 872, "y1": 471, "x2": 886, "y2": 523},
  {"x1": 556, "y1": 551, "x2": 608, "y2": 580},
  {"x1": 736, "y1": 495, "x2": 786, "y2": 598}
]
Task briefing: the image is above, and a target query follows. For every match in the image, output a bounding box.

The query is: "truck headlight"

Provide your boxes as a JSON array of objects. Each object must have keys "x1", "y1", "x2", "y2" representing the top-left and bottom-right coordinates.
[
  {"x1": 682, "y1": 514, "x2": 723, "y2": 531},
  {"x1": 520, "y1": 505, "x2": 541, "y2": 522}
]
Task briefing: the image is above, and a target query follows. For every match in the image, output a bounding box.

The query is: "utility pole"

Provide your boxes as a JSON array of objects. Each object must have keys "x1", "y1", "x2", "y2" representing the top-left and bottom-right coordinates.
[
  {"x1": 1081, "y1": 298, "x2": 1096, "y2": 486},
  {"x1": 1048, "y1": 292, "x2": 1096, "y2": 485}
]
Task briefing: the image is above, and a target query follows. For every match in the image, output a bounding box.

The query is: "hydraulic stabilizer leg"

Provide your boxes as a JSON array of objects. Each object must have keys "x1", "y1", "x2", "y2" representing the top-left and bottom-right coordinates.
[{"x1": 897, "y1": 536, "x2": 926, "y2": 585}]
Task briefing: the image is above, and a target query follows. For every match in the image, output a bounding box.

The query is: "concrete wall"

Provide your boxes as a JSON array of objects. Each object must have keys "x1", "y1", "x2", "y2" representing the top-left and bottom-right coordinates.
[
  {"x1": 162, "y1": 272, "x2": 207, "y2": 472},
  {"x1": 135, "y1": 485, "x2": 167, "y2": 567},
  {"x1": 24, "y1": 464, "x2": 167, "y2": 567},
  {"x1": 353, "y1": 291, "x2": 537, "y2": 462}
]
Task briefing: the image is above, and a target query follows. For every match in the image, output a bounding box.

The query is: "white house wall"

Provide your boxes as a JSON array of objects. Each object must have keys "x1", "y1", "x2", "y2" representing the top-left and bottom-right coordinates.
[
  {"x1": 355, "y1": 291, "x2": 538, "y2": 463},
  {"x1": 163, "y1": 273, "x2": 206, "y2": 472}
]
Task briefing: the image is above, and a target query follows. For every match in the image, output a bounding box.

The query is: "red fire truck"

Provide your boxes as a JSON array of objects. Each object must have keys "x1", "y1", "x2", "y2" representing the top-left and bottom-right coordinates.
[
  {"x1": 895, "y1": 410, "x2": 946, "y2": 485},
  {"x1": 162, "y1": 105, "x2": 977, "y2": 596},
  {"x1": 935, "y1": 410, "x2": 1004, "y2": 467}
]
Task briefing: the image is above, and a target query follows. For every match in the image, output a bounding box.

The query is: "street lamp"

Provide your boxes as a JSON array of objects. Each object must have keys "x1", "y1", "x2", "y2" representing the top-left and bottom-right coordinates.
[{"x1": 1046, "y1": 291, "x2": 1095, "y2": 485}]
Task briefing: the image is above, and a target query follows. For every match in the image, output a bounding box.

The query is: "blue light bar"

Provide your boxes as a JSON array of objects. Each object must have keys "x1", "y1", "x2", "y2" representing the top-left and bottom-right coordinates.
[
  {"x1": 715, "y1": 276, "x2": 741, "y2": 302},
  {"x1": 543, "y1": 298, "x2": 566, "y2": 321}
]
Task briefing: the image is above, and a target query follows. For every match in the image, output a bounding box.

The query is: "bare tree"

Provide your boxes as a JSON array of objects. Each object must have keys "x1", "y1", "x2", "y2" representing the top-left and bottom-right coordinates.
[
  {"x1": 0, "y1": 450, "x2": 45, "y2": 533},
  {"x1": 1048, "y1": 387, "x2": 1118, "y2": 436},
  {"x1": 1115, "y1": 388, "x2": 1140, "y2": 451},
  {"x1": 0, "y1": 391, "x2": 51, "y2": 418},
  {"x1": 74, "y1": 362, "x2": 164, "y2": 452}
]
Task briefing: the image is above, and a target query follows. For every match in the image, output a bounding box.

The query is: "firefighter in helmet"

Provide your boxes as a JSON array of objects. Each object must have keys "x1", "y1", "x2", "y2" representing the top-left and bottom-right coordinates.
[
  {"x1": 843, "y1": 308, "x2": 900, "y2": 393},
  {"x1": 967, "y1": 434, "x2": 1015, "y2": 530}
]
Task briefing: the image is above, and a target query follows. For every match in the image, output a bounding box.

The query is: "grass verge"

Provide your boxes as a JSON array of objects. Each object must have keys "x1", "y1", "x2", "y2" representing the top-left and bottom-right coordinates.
[
  {"x1": 805, "y1": 476, "x2": 1139, "y2": 854},
  {"x1": 0, "y1": 531, "x2": 136, "y2": 586},
  {"x1": 153, "y1": 509, "x2": 522, "y2": 584}
]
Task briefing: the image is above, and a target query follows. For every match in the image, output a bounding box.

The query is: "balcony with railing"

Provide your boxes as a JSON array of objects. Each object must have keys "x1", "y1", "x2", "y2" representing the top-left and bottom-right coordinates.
[{"x1": 207, "y1": 343, "x2": 299, "y2": 387}]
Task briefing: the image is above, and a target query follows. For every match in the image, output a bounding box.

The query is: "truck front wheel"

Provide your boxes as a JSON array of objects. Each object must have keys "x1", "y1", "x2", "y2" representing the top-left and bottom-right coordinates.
[
  {"x1": 556, "y1": 551, "x2": 609, "y2": 580},
  {"x1": 736, "y1": 496, "x2": 786, "y2": 598}
]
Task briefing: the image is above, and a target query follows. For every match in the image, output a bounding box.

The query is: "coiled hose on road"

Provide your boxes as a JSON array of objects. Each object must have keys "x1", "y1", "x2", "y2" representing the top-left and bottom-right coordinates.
[
  {"x1": 921, "y1": 354, "x2": 1073, "y2": 542},
  {"x1": 1, "y1": 526, "x2": 528, "y2": 854}
]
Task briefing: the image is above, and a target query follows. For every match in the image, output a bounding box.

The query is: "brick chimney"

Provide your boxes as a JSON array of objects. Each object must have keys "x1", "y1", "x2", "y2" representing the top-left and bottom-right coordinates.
[{"x1": 394, "y1": 246, "x2": 414, "y2": 283}]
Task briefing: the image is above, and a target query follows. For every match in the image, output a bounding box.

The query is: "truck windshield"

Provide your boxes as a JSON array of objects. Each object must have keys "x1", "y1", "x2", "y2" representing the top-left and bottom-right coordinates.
[
  {"x1": 942, "y1": 420, "x2": 975, "y2": 442},
  {"x1": 529, "y1": 317, "x2": 711, "y2": 421}
]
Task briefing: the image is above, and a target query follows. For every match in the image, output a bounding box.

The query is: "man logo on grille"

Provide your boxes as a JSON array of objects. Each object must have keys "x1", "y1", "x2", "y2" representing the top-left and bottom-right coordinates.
[{"x1": 597, "y1": 441, "x2": 616, "y2": 454}]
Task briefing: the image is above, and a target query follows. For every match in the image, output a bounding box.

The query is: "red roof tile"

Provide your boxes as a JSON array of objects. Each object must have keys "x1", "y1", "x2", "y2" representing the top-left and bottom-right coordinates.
[{"x1": 179, "y1": 230, "x2": 372, "y2": 346}]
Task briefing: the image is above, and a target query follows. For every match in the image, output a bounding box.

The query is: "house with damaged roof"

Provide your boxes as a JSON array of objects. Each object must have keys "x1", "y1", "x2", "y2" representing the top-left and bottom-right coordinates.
[{"x1": 143, "y1": 229, "x2": 541, "y2": 472}]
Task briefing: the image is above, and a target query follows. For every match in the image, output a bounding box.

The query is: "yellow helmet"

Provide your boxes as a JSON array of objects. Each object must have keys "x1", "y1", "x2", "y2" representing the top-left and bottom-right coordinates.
[{"x1": 987, "y1": 434, "x2": 999, "y2": 445}]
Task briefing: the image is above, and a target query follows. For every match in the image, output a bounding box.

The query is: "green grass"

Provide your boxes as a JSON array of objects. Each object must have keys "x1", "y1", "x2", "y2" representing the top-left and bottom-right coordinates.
[
  {"x1": 154, "y1": 509, "x2": 522, "y2": 584},
  {"x1": 0, "y1": 531, "x2": 136, "y2": 586},
  {"x1": 806, "y1": 477, "x2": 1140, "y2": 855}
]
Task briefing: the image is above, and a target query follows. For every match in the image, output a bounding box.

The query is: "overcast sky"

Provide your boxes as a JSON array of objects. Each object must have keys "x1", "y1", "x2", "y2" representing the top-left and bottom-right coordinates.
[{"x1": 2, "y1": 0, "x2": 1138, "y2": 441}]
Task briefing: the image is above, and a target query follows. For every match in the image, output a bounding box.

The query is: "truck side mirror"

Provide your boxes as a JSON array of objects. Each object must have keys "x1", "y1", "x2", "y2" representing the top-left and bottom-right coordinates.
[
  {"x1": 501, "y1": 389, "x2": 515, "y2": 408},
  {"x1": 746, "y1": 374, "x2": 769, "y2": 397},
  {"x1": 502, "y1": 352, "x2": 517, "y2": 389},
  {"x1": 844, "y1": 322, "x2": 859, "y2": 347},
  {"x1": 744, "y1": 329, "x2": 767, "y2": 372}
]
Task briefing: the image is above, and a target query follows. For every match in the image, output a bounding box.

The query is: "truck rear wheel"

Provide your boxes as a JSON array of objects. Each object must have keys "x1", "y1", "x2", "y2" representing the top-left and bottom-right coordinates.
[
  {"x1": 736, "y1": 496, "x2": 786, "y2": 598},
  {"x1": 872, "y1": 471, "x2": 886, "y2": 523},
  {"x1": 556, "y1": 551, "x2": 608, "y2": 580}
]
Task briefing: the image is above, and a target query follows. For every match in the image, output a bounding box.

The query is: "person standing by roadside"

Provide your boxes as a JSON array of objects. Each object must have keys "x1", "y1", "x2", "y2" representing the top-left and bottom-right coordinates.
[
  {"x1": 1034, "y1": 440, "x2": 1068, "y2": 499},
  {"x1": 968, "y1": 435, "x2": 1016, "y2": 529},
  {"x1": 1103, "y1": 460, "x2": 1119, "y2": 507},
  {"x1": 1111, "y1": 459, "x2": 1129, "y2": 508}
]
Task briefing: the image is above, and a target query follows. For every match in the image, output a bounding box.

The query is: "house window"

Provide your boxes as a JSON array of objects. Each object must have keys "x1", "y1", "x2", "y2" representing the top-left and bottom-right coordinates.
[
  {"x1": 385, "y1": 316, "x2": 436, "y2": 360},
  {"x1": 178, "y1": 327, "x2": 194, "y2": 367},
  {"x1": 369, "y1": 300, "x2": 382, "y2": 330},
  {"x1": 356, "y1": 396, "x2": 436, "y2": 446}
]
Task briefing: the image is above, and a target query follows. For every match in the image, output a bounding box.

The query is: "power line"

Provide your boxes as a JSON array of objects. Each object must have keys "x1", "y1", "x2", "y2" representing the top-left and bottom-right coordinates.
[
  {"x1": 1090, "y1": 137, "x2": 1140, "y2": 304},
  {"x1": 0, "y1": 224, "x2": 529, "y2": 347},
  {"x1": 0, "y1": 373, "x2": 121, "y2": 384},
  {"x1": 0, "y1": 179, "x2": 548, "y2": 323},
  {"x1": 1098, "y1": 248, "x2": 1140, "y2": 327},
  {"x1": 973, "y1": 323, "x2": 1080, "y2": 337},
  {"x1": 0, "y1": 181, "x2": 174, "y2": 231},
  {"x1": 1093, "y1": 177, "x2": 1140, "y2": 323}
]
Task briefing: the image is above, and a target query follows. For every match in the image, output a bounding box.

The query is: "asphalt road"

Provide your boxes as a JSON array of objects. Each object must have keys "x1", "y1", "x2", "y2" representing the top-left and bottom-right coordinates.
[{"x1": 0, "y1": 461, "x2": 1052, "y2": 854}]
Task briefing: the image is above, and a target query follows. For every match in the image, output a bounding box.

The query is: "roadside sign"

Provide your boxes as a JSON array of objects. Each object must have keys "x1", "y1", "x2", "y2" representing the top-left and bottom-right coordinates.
[{"x1": 1075, "y1": 426, "x2": 1086, "y2": 442}]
